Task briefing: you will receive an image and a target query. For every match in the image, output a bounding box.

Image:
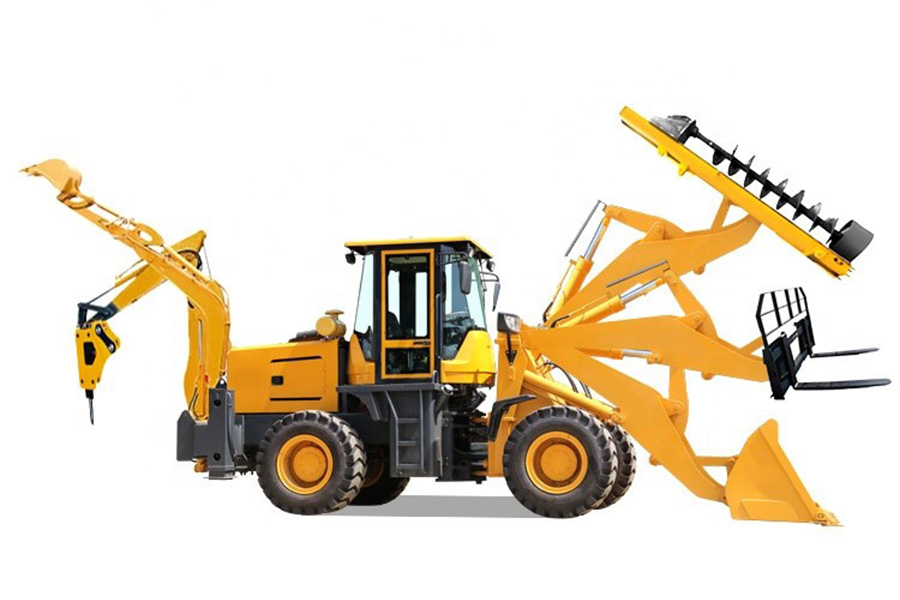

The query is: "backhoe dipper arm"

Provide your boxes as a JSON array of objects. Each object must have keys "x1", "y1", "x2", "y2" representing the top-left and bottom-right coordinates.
[
  {"x1": 77, "y1": 230, "x2": 207, "y2": 326},
  {"x1": 24, "y1": 159, "x2": 230, "y2": 421}
]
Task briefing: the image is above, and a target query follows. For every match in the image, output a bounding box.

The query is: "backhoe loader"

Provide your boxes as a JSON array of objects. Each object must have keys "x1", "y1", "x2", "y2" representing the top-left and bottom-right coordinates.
[{"x1": 25, "y1": 107, "x2": 888, "y2": 524}]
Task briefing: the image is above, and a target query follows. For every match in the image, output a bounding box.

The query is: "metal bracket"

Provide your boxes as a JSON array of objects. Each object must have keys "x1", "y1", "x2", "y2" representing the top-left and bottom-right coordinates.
[
  {"x1": 504, "y1": 332, "x2": 517, "y2": 364},
  {"x1": 176, "y1": 387, "x2": 245, "y2": 479},
  {"x1": 486, "y1": 395, "x2": 535, "y2": 441}
]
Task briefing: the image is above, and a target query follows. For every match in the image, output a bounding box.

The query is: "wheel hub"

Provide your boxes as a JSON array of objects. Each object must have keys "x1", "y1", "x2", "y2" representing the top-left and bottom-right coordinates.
[
  {"x1": 276, "y1": 434, "x2": 334, "y2": 495},
  {"x1": 525, "y1": 431, "x2": 588, "y2": 494}
]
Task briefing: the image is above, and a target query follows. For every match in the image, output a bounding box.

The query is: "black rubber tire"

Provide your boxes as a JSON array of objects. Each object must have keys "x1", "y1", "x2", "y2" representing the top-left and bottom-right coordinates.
[
  {"x1": 351, "y1": 455, "x2": 410, "y2": 506},
  {"x1": 595, "y1": 422, "x2": 636, "y2": 509},
  {"x1": 257, "y1": 411, "x2": 366, "y2": 515},
  {"x1": 503, "y1": 406, "x2": 617, "y2": 518}
]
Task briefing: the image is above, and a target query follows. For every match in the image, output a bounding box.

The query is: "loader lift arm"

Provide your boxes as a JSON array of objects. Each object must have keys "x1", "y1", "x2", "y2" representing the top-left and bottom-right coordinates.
[
  {"x1": 488, "y1": 107, "x2": 888, "y2": 525},
  {"x1": 24, "y1": 159, "x2": 230, "y2": 422}
]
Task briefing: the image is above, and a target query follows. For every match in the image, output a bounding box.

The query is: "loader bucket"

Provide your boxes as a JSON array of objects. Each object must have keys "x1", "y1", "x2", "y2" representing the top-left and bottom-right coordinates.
[{"x1": 725, "y1": 419, "x2": 839, "y2": 526}]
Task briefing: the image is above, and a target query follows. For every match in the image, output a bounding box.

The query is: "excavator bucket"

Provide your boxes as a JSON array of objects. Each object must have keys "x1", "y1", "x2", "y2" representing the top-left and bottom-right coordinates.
[
  {"x1": 23, "y1": 159, "x2": 81, "y2": 197},
  {"x1": 726, "y1": 420, "x2": 838, "y2": 525}
]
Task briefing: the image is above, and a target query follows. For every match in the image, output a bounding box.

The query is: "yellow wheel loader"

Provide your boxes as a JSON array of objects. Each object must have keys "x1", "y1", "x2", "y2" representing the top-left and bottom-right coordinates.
[{"x1": 24, "y1": 107, "x2": 889, "y2": 524}]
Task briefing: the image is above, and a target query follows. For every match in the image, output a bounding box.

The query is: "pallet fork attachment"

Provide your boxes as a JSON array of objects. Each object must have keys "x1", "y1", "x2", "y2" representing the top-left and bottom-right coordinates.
[{"x1": 756, "y1": 288, "x2": 890, "y2": 398}]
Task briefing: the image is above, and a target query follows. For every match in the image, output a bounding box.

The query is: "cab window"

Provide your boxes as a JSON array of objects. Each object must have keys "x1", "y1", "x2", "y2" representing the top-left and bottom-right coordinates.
[
  {"x1": 442, "y1": 256, "x2": 486, "y2": 359},
  {"x1": 353, "y1": 254, "x2": 374, "y2": 360}
]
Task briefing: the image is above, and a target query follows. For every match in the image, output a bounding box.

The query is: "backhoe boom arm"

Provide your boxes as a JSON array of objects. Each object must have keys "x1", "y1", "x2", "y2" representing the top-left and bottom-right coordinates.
[{"x1": 24, "y1": 159, "x2": 230, "y2": 421}]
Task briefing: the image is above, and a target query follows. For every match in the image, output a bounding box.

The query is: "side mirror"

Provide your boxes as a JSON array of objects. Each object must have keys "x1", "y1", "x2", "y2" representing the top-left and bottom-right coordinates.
[
  {"x1": 485, "y1": 259, "x2": 495, "y2": 272},
  {"x1": 457, "y1": 260, "x2": 472, "y2": 295},
  {"x1": 492, "y1": 282, "x2": 501, "y2": 311},
  {"x1": 345, "y1": 252, "x2": 357, "y2": 265}
]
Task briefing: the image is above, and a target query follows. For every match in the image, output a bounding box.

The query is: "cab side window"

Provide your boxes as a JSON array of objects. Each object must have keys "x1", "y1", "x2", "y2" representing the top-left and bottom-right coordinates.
[{"x1": 353, "y1": 255, "x2": 375, "y2": 360}]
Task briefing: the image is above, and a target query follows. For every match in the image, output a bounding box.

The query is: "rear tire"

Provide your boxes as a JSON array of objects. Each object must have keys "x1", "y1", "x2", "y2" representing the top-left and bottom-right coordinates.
[
  {"x1": 351, "y1": 454, "x2": 410, "y2": 506},
  {"x1": 257, "y1": 411, "x2": 366, "y2": 514},
  {"x1": 595, "y1": 422, "x2": 636, "y2": 509},
  {"x1": 503, "y1": 406, "x2": 617, "y2": 518}
]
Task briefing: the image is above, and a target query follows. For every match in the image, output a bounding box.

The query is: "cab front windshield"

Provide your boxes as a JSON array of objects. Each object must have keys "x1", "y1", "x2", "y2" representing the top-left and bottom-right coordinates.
[{"x1": 442, "y1": 256, "x2": 487, "y2": 359}]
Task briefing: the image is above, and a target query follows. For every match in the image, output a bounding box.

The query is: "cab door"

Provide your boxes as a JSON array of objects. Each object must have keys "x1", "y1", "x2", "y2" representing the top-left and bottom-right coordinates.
[{"x1": 380, "y1": 249, "x2": 435, "y2": 380}]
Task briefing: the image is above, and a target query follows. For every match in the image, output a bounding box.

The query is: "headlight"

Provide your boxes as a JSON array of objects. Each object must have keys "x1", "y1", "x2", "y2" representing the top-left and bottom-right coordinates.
[{"x1": 497, "y1": 312, "x2": 521, "y2": 334}]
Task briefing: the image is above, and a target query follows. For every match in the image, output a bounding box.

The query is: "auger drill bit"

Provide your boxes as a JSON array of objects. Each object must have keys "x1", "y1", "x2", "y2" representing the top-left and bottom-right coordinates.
[
  {"x1": 769, "y1": 178, "x2": 788, "y2": 200},
  {"x1": 649, "y1": 114, "x2": 874, "y2": 262},
  {"x1": 756, "y1": 169, "x2": 771, "y2": 197},
  {"x1": 743, "y1": 156, "x2": 756, "y2": 185},
  {"x1": 727, "y1": 147, "x2": 741, "y2": 175},
  {"x1": 779, "y1": 189, "x2": 802, "y2": 210}
]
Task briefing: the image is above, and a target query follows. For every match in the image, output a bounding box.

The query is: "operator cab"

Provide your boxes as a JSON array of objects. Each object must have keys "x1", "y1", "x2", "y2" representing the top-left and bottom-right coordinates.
[{"x1": 344, "y1": 238, "x2": 496, "y2": 386}]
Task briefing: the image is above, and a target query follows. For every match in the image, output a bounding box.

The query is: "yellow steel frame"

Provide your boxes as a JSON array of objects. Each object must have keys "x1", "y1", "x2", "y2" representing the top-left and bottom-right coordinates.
[{"x1": 24, "y1": 159, "x2": 230, "y2": 421}]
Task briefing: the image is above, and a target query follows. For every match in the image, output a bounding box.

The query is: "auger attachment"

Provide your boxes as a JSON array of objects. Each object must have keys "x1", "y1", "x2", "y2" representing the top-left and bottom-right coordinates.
[{"x1": 649, "y1": 114, "x2": 874, "y2": 262}]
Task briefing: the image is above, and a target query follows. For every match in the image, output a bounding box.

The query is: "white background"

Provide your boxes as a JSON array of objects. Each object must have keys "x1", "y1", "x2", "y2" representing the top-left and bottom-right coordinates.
[{"x1": 1, "y1": 2, "x2": 897, "y2": 598}]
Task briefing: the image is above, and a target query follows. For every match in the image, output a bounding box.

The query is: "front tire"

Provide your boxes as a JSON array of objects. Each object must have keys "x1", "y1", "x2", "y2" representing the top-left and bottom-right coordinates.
[
  {"x1": 257, "y1": 411, "x2": 366, "y2": 514},
  {"x1": 503, "y1": 406, "x2": 617, "y2": 518},
  {"x1": 595, "y1": 422, "x2": 636, "y2": 509}
]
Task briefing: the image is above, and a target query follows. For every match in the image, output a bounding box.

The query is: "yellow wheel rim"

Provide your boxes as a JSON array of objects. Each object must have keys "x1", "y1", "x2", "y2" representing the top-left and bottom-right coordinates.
[
  {"x1": 525, "y1": 431, "x2": 588, "y2": 495},
  {"x1": 276, "y1": 434, "x2": 334, "y2": 495}
]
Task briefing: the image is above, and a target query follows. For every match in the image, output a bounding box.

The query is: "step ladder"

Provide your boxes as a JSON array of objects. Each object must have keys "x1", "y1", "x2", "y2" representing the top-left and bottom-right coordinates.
[
  {"x1": 338, "y1": 382, "x2": 442, "y2": 478},
  {"x1": 392, "y1": 398, "x2": 429, "y2": 477}
]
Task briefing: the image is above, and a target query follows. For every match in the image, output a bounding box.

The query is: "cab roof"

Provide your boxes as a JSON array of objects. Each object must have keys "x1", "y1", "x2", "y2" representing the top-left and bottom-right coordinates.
[{"x1": 345, "y1": 237, "x2": 492, "y2": 259}]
